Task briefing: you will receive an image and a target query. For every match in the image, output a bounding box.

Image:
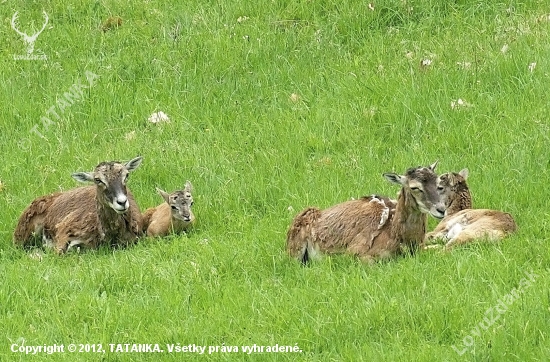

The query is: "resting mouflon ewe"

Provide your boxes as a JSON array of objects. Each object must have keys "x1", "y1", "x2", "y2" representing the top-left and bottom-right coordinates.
[
  {"x1": 286, "y1": 162, "x2": 445, "y2": 264},
  {"x1": 142, "y1": 181, "x2": 195, "y2": 237},
  {"x1": 13, "y1": 157, "x2": 143, "y2": 254},
  {"x1": 425, "y1": 169, "x2": 517, "y2": 249}
]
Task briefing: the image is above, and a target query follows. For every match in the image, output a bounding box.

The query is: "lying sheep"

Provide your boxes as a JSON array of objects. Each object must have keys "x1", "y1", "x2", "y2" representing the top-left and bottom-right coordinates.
[
  {"x1": 287, "y1": 162, "x2": 445, "y2": 263},
  {"x1": 13, "y1": 156, "x2": 143, "y2": 254},
  {"x1": 142, "y1": 181, "x2": 195, "y2": 237},
  {"x1": 425, "y1": 169, "x2": 517, "y2": 249}
]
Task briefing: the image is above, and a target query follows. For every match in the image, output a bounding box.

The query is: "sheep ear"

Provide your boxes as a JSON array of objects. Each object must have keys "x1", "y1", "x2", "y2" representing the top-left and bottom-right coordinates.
[
  {"x1": 72, "y1": 172, "x2": 94, "y2": 183},
  {"x1": 383, "y1": 173, "x2": 406, "y2": 186},
  {"x1": 184, "y1": 181, "x2": 193, "y2": 193},
  {"x1": 125, "y1": 156, "x2": 143, "y2": 172},
  {"x1": 156, "y1": 188, "x2": 170, "y2": 203},
  {"x1": 429, "y1": 160, "x2": 439, "y2": 171},
  {"x1": 459, "y1": 168, "x2": 469, "y2": 180}
]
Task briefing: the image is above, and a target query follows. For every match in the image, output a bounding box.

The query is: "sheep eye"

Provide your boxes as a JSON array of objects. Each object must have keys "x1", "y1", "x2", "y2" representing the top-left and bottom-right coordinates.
[
  {"x1": 171, "y1": 206, "x2": 178, "y2": 210},
  {"x1": 94, "y1": 178, "x2": 105, "y2": 185},
  {"x1": 411, "y1": 187, "x2": 423, "y2": 192}
]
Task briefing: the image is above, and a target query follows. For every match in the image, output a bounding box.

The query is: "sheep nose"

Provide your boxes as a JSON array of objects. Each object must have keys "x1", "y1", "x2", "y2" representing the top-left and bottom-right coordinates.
[
  {"x1": 115, "y1": 197, "x2": 128, "y2": 209},
  {"x1": 436, "y1": 206, "x2": 446, "y2": 215}
]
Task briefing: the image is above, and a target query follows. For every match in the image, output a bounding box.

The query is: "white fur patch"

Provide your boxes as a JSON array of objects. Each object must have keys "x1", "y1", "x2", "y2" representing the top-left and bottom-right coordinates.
[
  {"x1": 307, "y1": 242, "x2": 322, "y2": 260},
  {"x1": 369, "y1": 196, "x2": 390, "y2": 228},
  {"x1": 67, "y1": 240, "x2": 84, "y2": 252},
  {"x1": 447, "y1": 223, "x2": 464, "y2": 241},
  {"x1": 42, "y1": 235, "x2": 53, "y2": 248},
  {"x1": 379, "y1": 207, "x2": 389, "y2": 228}
]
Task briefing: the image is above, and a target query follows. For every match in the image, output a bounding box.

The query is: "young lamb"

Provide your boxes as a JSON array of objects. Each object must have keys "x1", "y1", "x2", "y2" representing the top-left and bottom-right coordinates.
[
  {"x1": 437, "y1": 169, "x2": 472, "y2": 216},
  {"x1": 13, "y1": 156, "x2": 143, "y2": 254},
  {"x1": 425, "y1": 169, "x2": 517, "y2": 249},
  {"x1": 286, "y1": 162, "x2": 445, "y2": 264},
  {"x1": 142, "y1": 181, "x2": 195, "y2": 237}
]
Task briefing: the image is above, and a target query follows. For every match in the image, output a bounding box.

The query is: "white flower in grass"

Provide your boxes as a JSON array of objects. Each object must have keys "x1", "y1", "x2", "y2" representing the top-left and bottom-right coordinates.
[
  {"x1": 456, "y1": 61, "x2": 472, "y2": 69},
  {"x1": 148, "y1": 111, "x2": 170, "y2": 124},
  {"x1": 420, "y1": 59, "x2": 432, "y2": 67},
  {"x1": 529, "y1": 62, "x2": 537, "y2": 72},
  {"x1": 368, "y1": 3, "x2": 375, "y2": 11},
  {"x1": 125, "y1": 130, "x2": 136, "y2": 140},
  {"x1": 450, "y1": 98, "x2": 472, "y2": 110},
  {"x1": 501, "y1": 44, "x2": 509, "y2": 54}
]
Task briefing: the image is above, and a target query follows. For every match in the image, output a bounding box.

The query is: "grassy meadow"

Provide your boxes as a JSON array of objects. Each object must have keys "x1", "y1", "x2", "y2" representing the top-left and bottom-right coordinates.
[{"x1": 1, "y1": 0, "x2": 550, "y2": 360}]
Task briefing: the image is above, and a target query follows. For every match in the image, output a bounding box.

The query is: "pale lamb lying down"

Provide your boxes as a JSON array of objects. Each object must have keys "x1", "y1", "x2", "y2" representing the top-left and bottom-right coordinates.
[
  {"x1": 286, "y1": 162, "x2": 445, "y2": 264},
  {"x1": 425, "y1": 169, "x2": 517, "y2": 250},
  {"x1": 13, "y1": 157, "x2": 143, "y2": 254},
  {"x1": 142, "y1": 181, "x2": 195, "y2": 237}
]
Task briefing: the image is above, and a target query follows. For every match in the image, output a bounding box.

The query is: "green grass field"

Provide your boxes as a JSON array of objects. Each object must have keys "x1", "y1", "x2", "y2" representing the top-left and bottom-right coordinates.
[{"x1": 1, "y1": 0, "x2": 550, "y2": 360}]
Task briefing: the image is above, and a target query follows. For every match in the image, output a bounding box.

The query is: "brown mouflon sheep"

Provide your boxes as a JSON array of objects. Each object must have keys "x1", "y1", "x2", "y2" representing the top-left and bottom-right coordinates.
[
  {"x1": 14, "y1": 156, "x2": 143, "y2": 254},
  {"x1": 287, "y1": 162, "x2": 445, "y2": 264}
]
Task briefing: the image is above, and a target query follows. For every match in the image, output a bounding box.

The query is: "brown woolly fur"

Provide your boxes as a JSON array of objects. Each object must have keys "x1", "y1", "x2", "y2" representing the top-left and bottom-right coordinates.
[
  {"x1": 14, "y1": 157, "x2": 143, "y2": 254},
  {"x1": 13, "y1": 192, "x2": 62, "y2": 246},
  {"x1": 425, "y1": 169, "x2": 517, "y2": 249},
  {"x1": 142, "y1": 181, "x2": 195, "y2": 237},
  {"x1": 287, "y1": 162, "x2": 445, "y2": 264}
]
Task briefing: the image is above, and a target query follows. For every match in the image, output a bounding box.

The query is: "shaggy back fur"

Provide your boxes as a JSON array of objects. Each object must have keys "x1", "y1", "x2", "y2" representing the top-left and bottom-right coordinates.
[
  {"x1": 13, "y1": 192, "x2": 62, "y2": 246},
  {"x1": 286, "y1": 162, "x2": 445, "y2": 263},
  {"x1": 142, "y1": 181, "x2": 195, "y2": 237},
  {"x1": 14, "y1": 157, "x2": 143, "y2": 254}
]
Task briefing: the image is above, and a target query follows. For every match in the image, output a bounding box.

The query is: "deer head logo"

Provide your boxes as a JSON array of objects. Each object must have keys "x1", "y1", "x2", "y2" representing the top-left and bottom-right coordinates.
[{"x1": 11, "y1": 11, "x2": 49, "y2": 57}]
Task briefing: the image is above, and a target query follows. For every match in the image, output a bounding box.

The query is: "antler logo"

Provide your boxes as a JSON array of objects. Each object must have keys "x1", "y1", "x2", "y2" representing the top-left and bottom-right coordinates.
[{"x1": 11, "y1": 11, "x2": 49, "y2": 60}]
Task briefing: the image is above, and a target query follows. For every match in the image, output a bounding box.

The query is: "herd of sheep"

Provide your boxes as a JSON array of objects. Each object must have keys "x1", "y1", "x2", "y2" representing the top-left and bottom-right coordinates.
[
  {"x1": 13, "y1": 158, "x2": 516, "y2": 261},
  {"x1": 287, "y1": 161, "x2": 516, "y2": 263}
]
